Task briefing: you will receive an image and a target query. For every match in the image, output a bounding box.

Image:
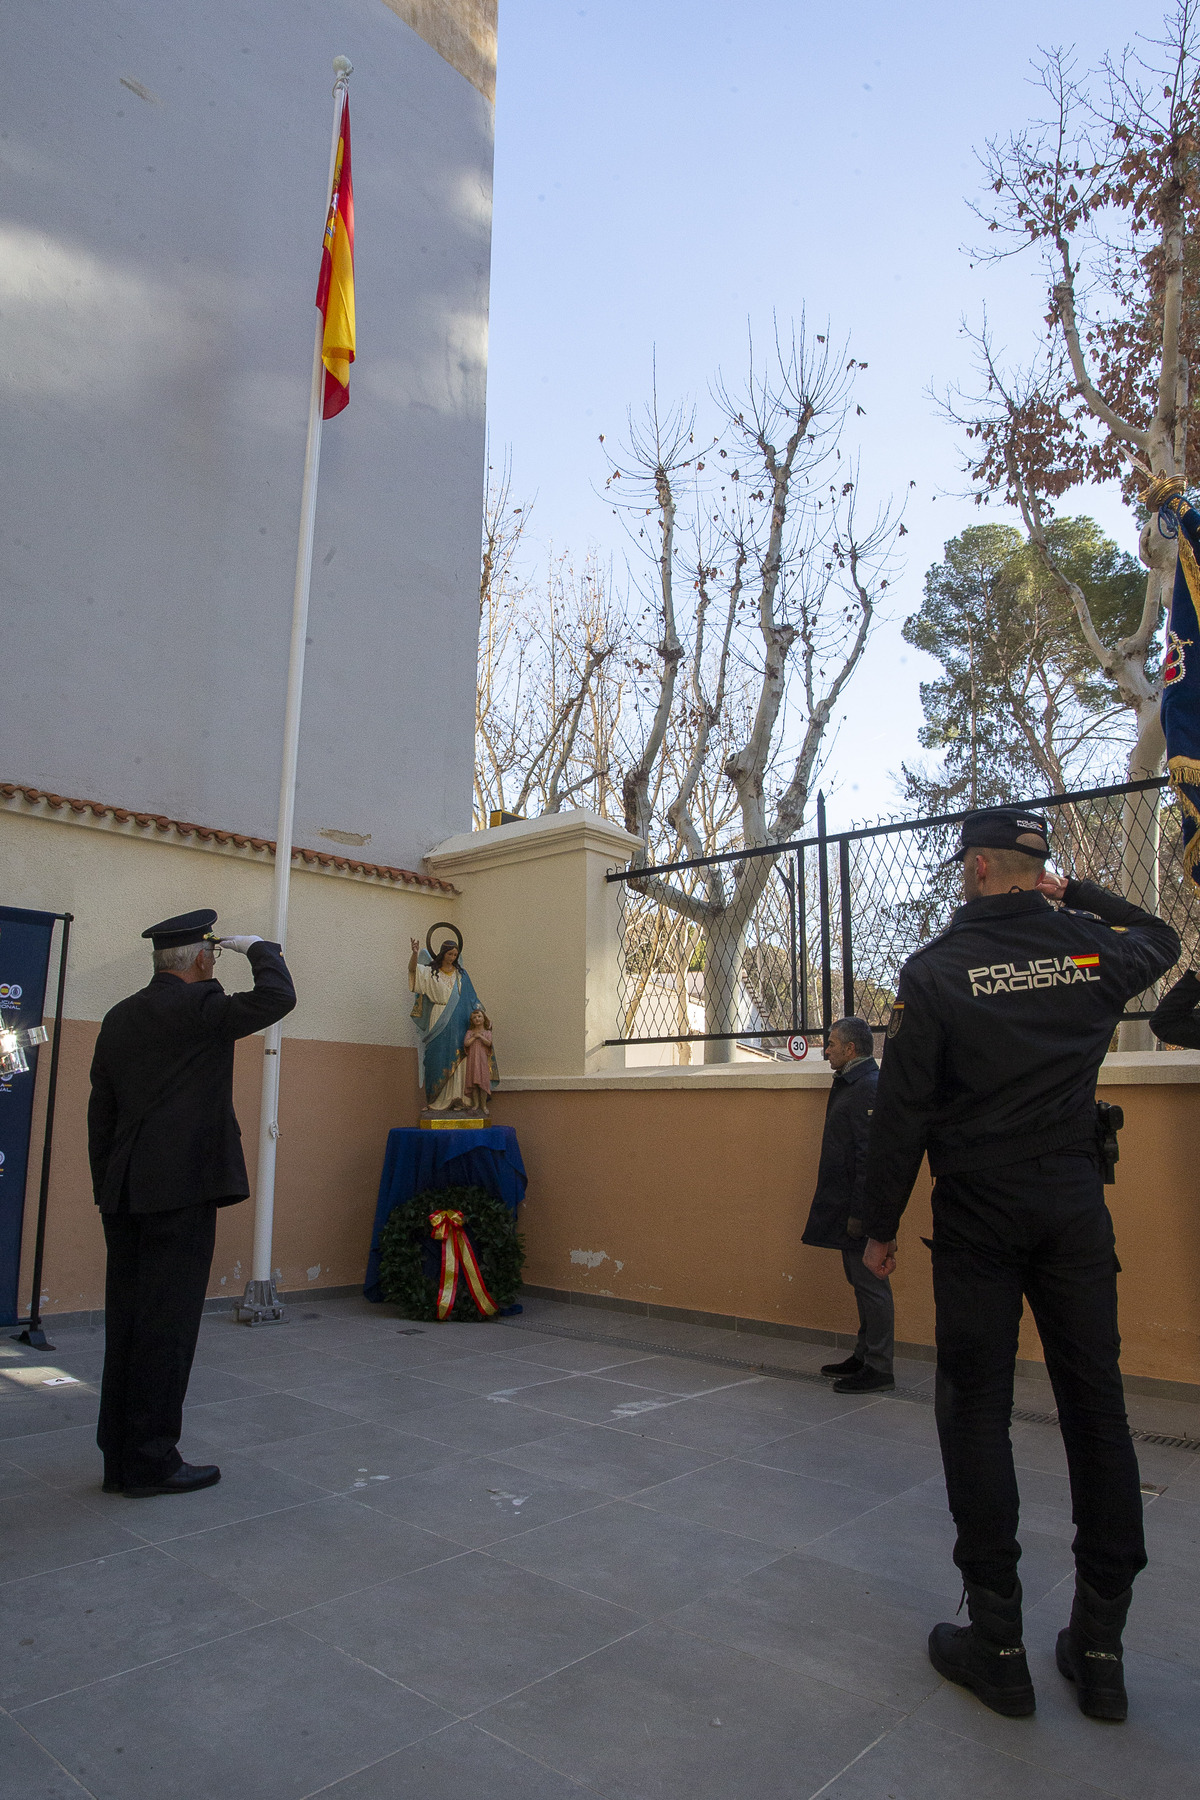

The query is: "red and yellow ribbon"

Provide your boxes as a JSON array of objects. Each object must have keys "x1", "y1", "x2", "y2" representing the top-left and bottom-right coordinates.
[{"x1": 429, "y1": 1209, "x2": 497, "y2": 1321}]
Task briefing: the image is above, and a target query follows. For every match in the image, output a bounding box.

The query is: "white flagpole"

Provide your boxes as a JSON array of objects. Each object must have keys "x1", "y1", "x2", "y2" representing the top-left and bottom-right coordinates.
[{"x1": 239, "y1": 54, "x2": 353, "y2": 1325}]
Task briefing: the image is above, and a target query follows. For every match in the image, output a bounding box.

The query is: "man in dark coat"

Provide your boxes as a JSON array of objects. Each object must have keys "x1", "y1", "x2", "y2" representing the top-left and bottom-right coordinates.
[
  {"x1": 88, "y1": 909, "x2": 296, "y2": 1497},
  {"x1": 802, "y1": 1015, "x2": 893, "y2": 1393},
  {"x1": 858, "y1": 808, "x2": 1179, "y2": 1724}
]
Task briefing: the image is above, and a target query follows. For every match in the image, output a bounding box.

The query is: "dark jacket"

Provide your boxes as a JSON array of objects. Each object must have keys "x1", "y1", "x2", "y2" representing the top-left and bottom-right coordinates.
[
  {"x1": 801, "y1": 1056, "x2": 878, "y2": 1251},
  {"x1": 1149, "y1": 968, "x2": 1200, "y2": 1048},
  {"x1": 88, "y1": 941, "x2": 296, "y2": 1213},
  {"x1": 861, "y1": 879, "x2": 1180, "y2": 1244}
]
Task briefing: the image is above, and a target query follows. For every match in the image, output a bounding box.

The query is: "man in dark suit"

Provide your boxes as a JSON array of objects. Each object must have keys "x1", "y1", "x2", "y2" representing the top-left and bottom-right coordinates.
[
  {"x1": 88, "y1": 909, "x2": 296, "y2": 1497},
  {"x1": 801, "y1": 1015, "x2": 893, "y2": 1394}
]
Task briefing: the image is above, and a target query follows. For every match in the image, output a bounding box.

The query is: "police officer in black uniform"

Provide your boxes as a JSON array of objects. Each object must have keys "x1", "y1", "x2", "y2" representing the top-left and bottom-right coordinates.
[
  {"x1": 858, "y1": 808, "x2": 1179, "y2": 1722},
  {"x1": 88, "y1": 909, "x2": 296, "y2": 1497}
]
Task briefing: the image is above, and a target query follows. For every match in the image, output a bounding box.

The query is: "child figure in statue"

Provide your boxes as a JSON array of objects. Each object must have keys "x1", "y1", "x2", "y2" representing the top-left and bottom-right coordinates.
[{"x1": 462, "y1": 1007, "x2": 494, "y2": 1117}]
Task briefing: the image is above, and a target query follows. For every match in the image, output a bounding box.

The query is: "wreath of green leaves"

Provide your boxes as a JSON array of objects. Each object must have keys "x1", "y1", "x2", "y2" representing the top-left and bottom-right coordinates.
[{"x1": 377, "y1": 1184, "x2": 525, "y2": 1323}]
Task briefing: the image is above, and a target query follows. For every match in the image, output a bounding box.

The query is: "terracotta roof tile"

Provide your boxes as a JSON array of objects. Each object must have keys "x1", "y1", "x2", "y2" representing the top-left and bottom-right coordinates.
[{"x1": 0, "y1": 782, "x2": 457, "y2": 894}]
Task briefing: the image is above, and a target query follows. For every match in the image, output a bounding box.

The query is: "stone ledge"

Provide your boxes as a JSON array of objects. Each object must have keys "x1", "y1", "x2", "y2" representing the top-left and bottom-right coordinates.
[
  {"x1": 499, "y1": 1049, "x2": 1200, "y2": 1092},
  {"x1": 426, "y1": 806, "x2": 642, "y2": 879},
  {"x1": 502, "y1": 1063, "x2": 835, "y2": 1091},
  {"x1": 1097, "y1": 1050, "x2": 1200, "y2": 1085}
]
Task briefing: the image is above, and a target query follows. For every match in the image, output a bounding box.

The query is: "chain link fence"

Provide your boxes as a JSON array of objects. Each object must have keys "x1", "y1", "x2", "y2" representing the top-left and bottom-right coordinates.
[{"x1": 608, "y1": 777, "x2": 1199, "y2": 1057}]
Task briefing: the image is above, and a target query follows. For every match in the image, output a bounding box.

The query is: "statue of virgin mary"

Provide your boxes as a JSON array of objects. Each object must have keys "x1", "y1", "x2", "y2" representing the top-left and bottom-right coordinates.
[{"x1": 407, "y1": 925, "x2": 498, "y2": 1110}]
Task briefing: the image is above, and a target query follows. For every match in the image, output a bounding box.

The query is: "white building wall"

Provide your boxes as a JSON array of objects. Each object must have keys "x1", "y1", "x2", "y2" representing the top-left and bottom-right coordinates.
[{"x1": 0, "y1": 0, "x2": 493, "y2": 868}]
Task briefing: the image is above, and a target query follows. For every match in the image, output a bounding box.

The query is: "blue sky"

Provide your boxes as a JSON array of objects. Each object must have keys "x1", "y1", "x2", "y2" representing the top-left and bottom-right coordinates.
[{"x1": 484, "y1": 0, "x2": 1142, "y2": 832}]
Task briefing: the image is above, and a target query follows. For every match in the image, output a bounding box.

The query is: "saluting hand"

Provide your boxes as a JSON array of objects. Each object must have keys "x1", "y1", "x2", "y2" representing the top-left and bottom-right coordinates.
[
  {"x1": 218, "y1": 936, "x2": 262, "y2": 955},
  {"x1": 863, "y1": 1237, "x2": 897, "y2": 1280},
  {"x1": 1035, "y1": 869, "x2": 1070, "y2": 903}
]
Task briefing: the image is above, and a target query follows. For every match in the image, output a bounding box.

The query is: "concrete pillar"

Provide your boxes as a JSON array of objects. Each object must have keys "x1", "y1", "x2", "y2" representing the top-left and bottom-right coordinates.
[{"x1": 423, "y1": 810, "x2": 642, "y2": 1076}]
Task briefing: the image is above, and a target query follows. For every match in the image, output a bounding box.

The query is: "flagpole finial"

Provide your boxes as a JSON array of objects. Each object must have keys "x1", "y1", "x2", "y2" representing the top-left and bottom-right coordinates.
[{"x1": 332, "y1": 55, "x2": 353, "y2": 92}]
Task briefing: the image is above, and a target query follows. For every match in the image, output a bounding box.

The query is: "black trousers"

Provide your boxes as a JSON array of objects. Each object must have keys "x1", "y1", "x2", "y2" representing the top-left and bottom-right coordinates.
[
  {"x1": 841, "y1": 1243, "x2": 894, "y2": 1373},
  {"x1": 931, "y1": 1147, "x2": 1146, "y2": 1600},
  {"x1": 97, "y1": 1202, "x2": 218, "y2": 1486}
]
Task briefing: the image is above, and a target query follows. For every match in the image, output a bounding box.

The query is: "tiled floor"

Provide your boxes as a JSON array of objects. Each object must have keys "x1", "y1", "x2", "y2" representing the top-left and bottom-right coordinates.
[{"x1": 0, "y1": 1295, "x2": 1197, "y2": 1800}]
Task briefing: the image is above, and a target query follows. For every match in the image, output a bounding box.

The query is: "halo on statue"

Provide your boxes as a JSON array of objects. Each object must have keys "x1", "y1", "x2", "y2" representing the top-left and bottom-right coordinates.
[{"x1": 426, "y1": 921, "x2": 464, "y2": 961}]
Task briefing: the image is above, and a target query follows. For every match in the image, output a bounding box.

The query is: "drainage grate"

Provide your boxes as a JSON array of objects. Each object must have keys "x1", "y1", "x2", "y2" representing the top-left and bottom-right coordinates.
[
  {"x1": 498, "y1": 1319, "x2": 1200, "y2": 1454},
  {"x1": 1133, "y1": 1429, "x2": 1200, "y2": 1451}
]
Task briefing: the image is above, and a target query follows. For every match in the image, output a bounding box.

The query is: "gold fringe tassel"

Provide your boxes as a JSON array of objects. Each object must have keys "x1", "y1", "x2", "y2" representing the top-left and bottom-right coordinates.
[
  {"x1": 1176, "y1": 529, "x2": 1200, "y2": 616},
  {"x1": 1167, "y1": 755, "x2": 1200, "y2": 878}
]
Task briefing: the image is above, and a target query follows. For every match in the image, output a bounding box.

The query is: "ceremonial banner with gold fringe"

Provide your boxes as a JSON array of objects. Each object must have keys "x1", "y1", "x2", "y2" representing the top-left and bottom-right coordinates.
[
  {"x1": 316, "y1": 97, "x2": 355, "y2": 419},
  {"x1": 429, "y1": 1209, "x2": 498, "y2": 1320},
  {"x1": 1147, "y1": 476, "x2": 1200, "y2": 886}
]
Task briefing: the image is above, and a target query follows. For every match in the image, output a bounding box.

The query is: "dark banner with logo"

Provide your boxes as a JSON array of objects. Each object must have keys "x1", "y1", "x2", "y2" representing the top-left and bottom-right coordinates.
[{"x1": 0, "y1": 907, "x2": 57, "y2": 1325}]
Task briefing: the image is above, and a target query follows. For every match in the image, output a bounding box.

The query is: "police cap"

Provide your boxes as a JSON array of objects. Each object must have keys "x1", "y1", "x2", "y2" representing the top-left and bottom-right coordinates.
[
  {"x1": 141, "y1": 908, "x2": 218, "y2": 949},
  {"x1": 941, "y1": 808, "x2": 1051, "y2": 867}
]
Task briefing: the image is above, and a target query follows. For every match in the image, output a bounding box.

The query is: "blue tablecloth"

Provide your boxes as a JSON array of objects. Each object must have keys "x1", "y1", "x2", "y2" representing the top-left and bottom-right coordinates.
[{"x1": 363, "y1": 1125, "x2": 526, "y2": 1301}]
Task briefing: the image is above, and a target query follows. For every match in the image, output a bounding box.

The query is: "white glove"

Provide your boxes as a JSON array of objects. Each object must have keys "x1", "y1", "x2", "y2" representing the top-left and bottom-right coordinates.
[{"x1": 218, "y1": 935, "x2": 263, "y2": 955}]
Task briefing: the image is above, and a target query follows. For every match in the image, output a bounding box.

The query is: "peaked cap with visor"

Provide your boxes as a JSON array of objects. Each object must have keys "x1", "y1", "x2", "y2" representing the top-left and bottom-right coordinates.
[
  {"x1": 940, "y1": 808, "x2": 1051, "y2": 868},
  {"x1": 141, "y1": 908, "x2": 218, "y2": 949}
]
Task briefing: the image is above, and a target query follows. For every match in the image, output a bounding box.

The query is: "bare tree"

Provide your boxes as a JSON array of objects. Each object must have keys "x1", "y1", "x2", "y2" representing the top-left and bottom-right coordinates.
[
  {"x1": 476, "y1": 458, "x2": 533, "y2": 822},
  {"x1": 614, "y1": 684, "x2": 758, "y2": 1062},
  {"x1": 610, "y1": 324, "x2": 901, "y2": 1061},
  {"x1": 476, "y1": 467, "x2": 623, "y2": 826}
]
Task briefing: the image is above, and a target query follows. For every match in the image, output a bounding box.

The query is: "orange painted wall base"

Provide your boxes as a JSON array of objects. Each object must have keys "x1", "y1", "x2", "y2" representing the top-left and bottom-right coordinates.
[
  {"x1": 490, "y1": 1081, "x2": 1200, "y2": 1393},
  {"x1": 16, "y1": 1022, "x2": 419, "y2": 1317},
  {"x1": 21, "y1": 1040, "x2": 1200, "y2": 1399}
]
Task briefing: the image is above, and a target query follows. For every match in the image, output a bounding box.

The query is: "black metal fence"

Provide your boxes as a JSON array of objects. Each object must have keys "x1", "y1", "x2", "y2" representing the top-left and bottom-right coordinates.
[{"x1": 607, "y1": 777, "x2": 1199, "y2": 1053}]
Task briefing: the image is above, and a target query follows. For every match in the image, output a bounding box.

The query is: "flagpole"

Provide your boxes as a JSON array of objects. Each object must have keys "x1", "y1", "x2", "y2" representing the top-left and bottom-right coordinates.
[{"x1": 238, "y1": 54, "x2": 353, "y2": 1326}]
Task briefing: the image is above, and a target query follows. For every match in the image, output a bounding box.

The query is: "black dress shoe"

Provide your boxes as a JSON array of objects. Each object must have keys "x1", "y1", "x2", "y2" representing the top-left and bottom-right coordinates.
[
  {"x1": 123, "y1": 1463, "x2": 221, "y2": 1498},
  {"x1": 833, "y1": 1366, "x2": 895, "y2": 1394},
  {"x1": 820, "y1": 1354, "x2": 864, "y2": 1378}
]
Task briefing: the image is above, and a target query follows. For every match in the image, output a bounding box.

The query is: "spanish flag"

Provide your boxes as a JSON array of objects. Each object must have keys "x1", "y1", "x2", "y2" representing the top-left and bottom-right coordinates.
[{"x1": 316, "y1": 99, "x2": 354, "y2": 419}]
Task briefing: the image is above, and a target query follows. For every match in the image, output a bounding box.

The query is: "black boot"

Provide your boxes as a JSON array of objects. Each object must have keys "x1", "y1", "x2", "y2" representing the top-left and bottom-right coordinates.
[
  {"x1": 820, "y1": 1354, "x2": 863, "y2": 1377},
  {"x1": 1056, "y1": 1576, "x2": 1131, "y2": 1722},
  {"x1": 928, "y1": 1579, "x2": 1036, "y2": 1717}
]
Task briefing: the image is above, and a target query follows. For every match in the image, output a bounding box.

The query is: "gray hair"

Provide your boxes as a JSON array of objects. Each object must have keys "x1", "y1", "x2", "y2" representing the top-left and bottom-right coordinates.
[
  {"x1": 830, "y1": 1015, "x2": 874, "y2": 1058},
  {"x1": 152, "y1": 941, "x2": 207, "y2": 974}
]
